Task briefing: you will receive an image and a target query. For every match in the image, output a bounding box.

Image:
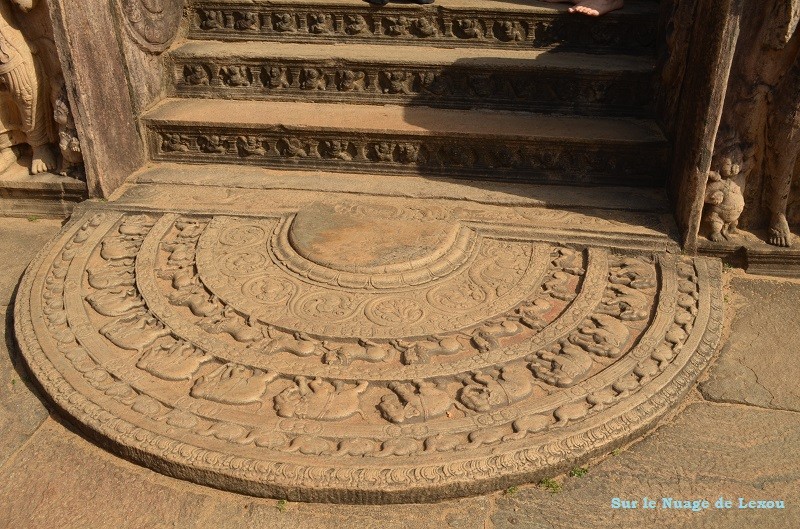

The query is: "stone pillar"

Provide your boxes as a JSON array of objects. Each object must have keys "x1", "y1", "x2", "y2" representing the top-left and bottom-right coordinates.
[{"x1": 44, "y1": 0, "x2": 181, "y2": 197}]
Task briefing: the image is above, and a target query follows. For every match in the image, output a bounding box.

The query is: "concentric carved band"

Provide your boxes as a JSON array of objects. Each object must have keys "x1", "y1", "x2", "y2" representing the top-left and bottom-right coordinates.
[{"x1": 14, "y1": 207, "x2": 723, "y2": 503}]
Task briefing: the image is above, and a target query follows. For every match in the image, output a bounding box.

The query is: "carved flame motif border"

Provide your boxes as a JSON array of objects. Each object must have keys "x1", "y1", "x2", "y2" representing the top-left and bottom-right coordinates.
[{"x1": 15, "y1": 207, "x2": 723, "y2": 503}]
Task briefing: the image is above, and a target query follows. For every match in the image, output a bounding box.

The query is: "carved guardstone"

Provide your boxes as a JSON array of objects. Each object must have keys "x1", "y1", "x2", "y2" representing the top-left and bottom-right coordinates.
[
  {"x1": 0, "y1": 0, "x2": 82, "y2": 177},
  {"x1": 14, "y1": 196, "x2": 724, "y2": 503}
]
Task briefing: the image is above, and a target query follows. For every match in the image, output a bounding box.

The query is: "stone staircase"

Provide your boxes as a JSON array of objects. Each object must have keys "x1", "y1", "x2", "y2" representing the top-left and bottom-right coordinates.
[{"x1": 142, "y1": 0, "x2": 667, "y2": 188}]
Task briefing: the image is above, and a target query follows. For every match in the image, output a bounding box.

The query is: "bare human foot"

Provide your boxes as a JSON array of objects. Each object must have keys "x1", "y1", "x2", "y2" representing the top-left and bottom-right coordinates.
[
  {"x1": 540, "y1": 0, "x2": 624, "y2": 16},
  {"x1": 570, "y1": 0, "x2": 624, "y2": 16},
  {"x1": 768, "y1": 212, "x2": 793, "y2": 247},
  {"x1": 30, "y1": 144, "x2": 57, "y2": 175}
]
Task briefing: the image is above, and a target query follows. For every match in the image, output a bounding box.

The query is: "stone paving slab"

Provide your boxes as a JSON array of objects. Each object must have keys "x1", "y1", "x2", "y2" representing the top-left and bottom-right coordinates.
[
  {"x1": 0, "y1": 303, "x2": 49, "y2": 467},
  {"x1": 700, "y1": 275, "x2": 800, "y2": 412},
  {"x1": 0, "y1": 418, "x2": 490, "y2": 529},
  {"x1": 492, "y1": 402, "x2": 800, "y2": 529},
  {"x1": 0, "y1": 419, "x2": 214, "y2": 529},
  {"x1": 0, "y1": 400, "x2": 797, "y2": 528},
  {"x1": 0, "y1": 218, "x2": 62, "y2": 466},
  {"x1": 0, "y1": 218, "x2": 64, "y2": 306}
]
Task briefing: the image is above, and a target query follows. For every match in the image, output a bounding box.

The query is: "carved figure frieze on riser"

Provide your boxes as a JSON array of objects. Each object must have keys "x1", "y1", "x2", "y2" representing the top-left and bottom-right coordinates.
[
  {"x1": 170, "y1": 57, "x2": 654, "y2": 117},
  {"x1": 147, "y1": 128, "x2": 668, "y2": 186},
  {"x1": 189, "y1": 3, "x2": 657, "y2": 54},
  {"x1": 14, "y1": 204, "x2": 723, "y2": 502}
]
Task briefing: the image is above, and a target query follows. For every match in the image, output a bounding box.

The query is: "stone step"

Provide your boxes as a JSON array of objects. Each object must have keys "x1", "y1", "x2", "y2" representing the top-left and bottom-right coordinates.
[
  {"x1": 0, "y1": 152, "x2": 87, "y2": 219},
  {"x1": 143, "y1": 99, "x2": 669, "y2": 186},
  {"x1": 189, "y1": 0, "x2": 659, "y2": 54},
  {"x1": 170, "y1": 41, "x2": 655, "y2": 116},
  {"x1": 114, "y1": 163, "x2": 678, "y2": 253}
]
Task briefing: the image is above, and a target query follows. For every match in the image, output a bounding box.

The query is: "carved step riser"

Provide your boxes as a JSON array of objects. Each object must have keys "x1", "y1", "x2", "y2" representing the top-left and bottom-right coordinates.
[
  {"x1": 189, "y1": 4, "x2": 658, "y2": 54},
  {"x1": 170, "y1": 57, "x2": 654, "y2": 117},
  {"x1": 147, "y1": 127, "x2": 668, "y2": 186}
]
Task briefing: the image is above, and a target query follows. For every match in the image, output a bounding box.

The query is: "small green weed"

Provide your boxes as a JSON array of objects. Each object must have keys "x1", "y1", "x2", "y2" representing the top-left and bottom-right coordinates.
[
  {"x1": 538, "y1": 478, "x2": 562, "y2": 494},
  {"x1": 569, "y1": 467, "x2": 588, "y2": 478},
  {"x1": 27, "y1": 215, "x2": 40, "y2": 222},
  {"x1": 504, "y1": 485, "x2": 519, "y2": 496},
  {"x1": 276, "y1": 499, "x2": 288, "y2": 513}
]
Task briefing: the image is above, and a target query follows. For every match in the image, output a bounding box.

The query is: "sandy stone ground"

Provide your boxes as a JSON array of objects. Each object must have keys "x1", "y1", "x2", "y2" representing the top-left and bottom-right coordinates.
[{"x1": 0, "y1": 216, "x2": 798, "y2": 529}]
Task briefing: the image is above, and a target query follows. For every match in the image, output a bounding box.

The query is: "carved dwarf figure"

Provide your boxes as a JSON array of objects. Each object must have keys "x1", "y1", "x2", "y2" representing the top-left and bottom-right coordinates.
[
  {"x1": 0, "y1": 0, "x2": 56, "y2": 174},
  {"x1": 703, "y1": 128, "x2": 751, "y2": 242}
]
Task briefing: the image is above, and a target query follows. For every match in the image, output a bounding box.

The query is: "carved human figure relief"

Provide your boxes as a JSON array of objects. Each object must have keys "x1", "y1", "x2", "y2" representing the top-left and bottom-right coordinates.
[
  {"x1": 115, "y1": 0, "x2": 182, "y2": 53},
  {"x1": 0, "y1": 0, "x2": 82, "y2": 176},
  {"x1": 0, "y1": 0, "x2": 55, "y2": 174},
  {"x1": 764, "y1": 31, "x2": 800, "y2": 247},
  {"x1": 715, "y1": 1, "x2": 800, "y2": 247}
]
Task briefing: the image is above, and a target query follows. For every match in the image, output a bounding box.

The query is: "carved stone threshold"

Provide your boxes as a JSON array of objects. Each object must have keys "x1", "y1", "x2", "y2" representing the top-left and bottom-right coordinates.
[
  {"x1": 14, "y1": 191, "x2": 720, "y2": 503},
  {"x1": 143, "y1": 99, "x2": 668, "y2": 186},
  {"x1": 188, "y1": 0, "x2": 659, "y2": 54},
  {"x1": 168, "y1": 41, "x2": 655, "y2": 117}
]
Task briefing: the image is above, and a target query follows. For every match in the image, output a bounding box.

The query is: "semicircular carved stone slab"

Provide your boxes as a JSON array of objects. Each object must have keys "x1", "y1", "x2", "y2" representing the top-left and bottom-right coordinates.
[{"x1": 14, "y1": 203, "x2": 724, "y2": 504}]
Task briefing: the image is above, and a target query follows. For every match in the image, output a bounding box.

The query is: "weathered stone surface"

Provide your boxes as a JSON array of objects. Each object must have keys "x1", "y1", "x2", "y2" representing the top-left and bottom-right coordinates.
[
  {"x1": 0, "y1": 158, "x2": 86, "y2": 219},
  {"x1": 0, "y1": 416, "x2": 491, "y2": 529},
  {"x1": 114, "y1": 176, "x2": 679, "y2": 254},
  {"x1": 0, "y1": 303, "x2": 49, "y2": 468},
  {"x1": 0, "y1": 419, "x2": 212, "y2": 529},
  {"x1": 47, "y1": 0, "x2": 148, "y2": 196},
  {"x1": 14, "y1": 196, "x2": 722, "y2": 502},
  {"x1": 197, "y1": 489, "x2": 490, "y2": 529},
  {"x1": 0, "y1": 217, "x2": 62, "y2": 306},
  {"x1": 700, "y1": 276, "x2": 800, "y2": 411},
  {"x1": 0, "y1": 217, "x2": 61, "y2": 465},
  {"x1": 492, "y1": 403, "x2": 800, "y2": 529}
]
